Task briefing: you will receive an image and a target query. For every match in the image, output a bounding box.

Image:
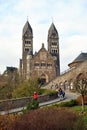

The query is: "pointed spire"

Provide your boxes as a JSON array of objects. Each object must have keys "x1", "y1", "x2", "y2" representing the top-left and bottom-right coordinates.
[
  {"x1": 48, "y1": 22, "x2": 58, "y2": 38},
  {"x1": 22, "y1": 19, "x2": 33, "y2": 36}
]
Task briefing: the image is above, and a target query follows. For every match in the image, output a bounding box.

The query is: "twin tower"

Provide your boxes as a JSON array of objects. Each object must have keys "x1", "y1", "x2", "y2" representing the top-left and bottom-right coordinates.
[{"x1": 19, "y1": 20, "x2": 60, "y2": 84}]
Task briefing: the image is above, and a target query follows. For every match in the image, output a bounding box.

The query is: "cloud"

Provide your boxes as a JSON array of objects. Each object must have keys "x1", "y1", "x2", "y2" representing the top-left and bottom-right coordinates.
[{"x1": 0, "y1": 0, "x2": 87, "y2": 74}]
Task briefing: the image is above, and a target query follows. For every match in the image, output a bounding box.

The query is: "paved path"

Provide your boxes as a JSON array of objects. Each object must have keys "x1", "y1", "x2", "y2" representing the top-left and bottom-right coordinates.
[
  {"x1": 39, "y1": 92, "x2": 79, "y2": 107},
  {"x1": 0, "y1": 92, "x2": 80, "y2": 115}
]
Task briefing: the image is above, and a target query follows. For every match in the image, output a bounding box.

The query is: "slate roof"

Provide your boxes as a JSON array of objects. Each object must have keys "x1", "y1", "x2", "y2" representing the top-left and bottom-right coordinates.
[
  {"x1": 22, "y1": 21, "x2": 32, "y2": 36},
  {"x1": 72, "y1": 52, "x2": 87, "y2": 63}
]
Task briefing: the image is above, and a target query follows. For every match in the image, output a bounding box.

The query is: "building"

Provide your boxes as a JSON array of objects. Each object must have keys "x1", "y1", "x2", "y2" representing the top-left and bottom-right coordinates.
[
  {"x1": 19, "y1": 20, "x2": 60, "y2": 84},
  {"x1": 3, "y1": 66, "x2": 18, "y2": 76},
  {"x1": 44, "y1": 52, "x2": 87, "y2": 90},
  {"x1": 68, "y1": 52, "x2": 87, "y2": 68}
]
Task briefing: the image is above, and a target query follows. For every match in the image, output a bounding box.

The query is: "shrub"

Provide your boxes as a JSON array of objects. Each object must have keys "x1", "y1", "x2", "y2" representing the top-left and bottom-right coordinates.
[
  {"x1": 49, "y1": 91, "x2": 58, "y2": 96},
  {"x1": 77, "y1": 95, "x2": 87, "y2": 105},
  {"x1": 11, "y1": 108, "x2": 85, "y2": 130},
  {"x1": 0, "y1": 114, "x2": 19, "y2": 130},
  {"x1": 0, "y1": 108, "x2": 86, "y2": 130},
  {"x1": 55, "y1": 99, "x2": 78, "y2": 107},
  {"x1": 26, "y1": 99, "x2": 39, "y2": 110},
  {"x1": 49, "y1": 91, "x2": 58, "y2": 100}
]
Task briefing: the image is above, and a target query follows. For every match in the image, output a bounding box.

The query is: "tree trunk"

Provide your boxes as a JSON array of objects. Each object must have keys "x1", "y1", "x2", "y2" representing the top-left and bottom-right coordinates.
[{"x1": 81, "y1": 95, "x2": 85, "y2": 112}]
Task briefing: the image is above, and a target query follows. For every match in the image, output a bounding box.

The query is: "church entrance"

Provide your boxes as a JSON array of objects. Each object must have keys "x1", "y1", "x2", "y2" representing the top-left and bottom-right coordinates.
[
  {"x1": 40, "y1": 74, "x2": 48, "y2": 85},
  {"x1": 41, "y1": 78, "x2": 46, "y2": 85}
]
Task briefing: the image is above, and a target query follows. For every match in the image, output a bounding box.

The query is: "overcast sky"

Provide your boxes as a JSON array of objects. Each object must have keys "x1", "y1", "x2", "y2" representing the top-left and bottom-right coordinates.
[{"x1": 0, "y1": 0, "x2": 87, "y2": 74}]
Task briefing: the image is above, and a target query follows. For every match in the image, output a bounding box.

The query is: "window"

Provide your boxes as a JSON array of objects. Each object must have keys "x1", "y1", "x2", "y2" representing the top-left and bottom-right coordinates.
[
  {"x1": 34, "y1": 63, "x2": 39, "y2": 66},
  {"x1": 47, "y1": 63, "x2": 52, "y2": 67},
  {"x1": 40, "y1": 62, "x2": 46, "y2": 68},
  {"x1": 25, "y1": 41, "x2": 31, "y2": 44},
  {"x1": 56, "y1": 50, "x2": 57, "y2": 53},
  {"x1": 27, "y1": 41, "x2": 31, "y2": 44},
  {"x1": 47, "y1": 63, "x2": 52, "y2": 69},
  {"x1": 25, "y1": 48, "x2": 29, "y2": 51},
  {"x1": 27, "y1": 41, "x2": 28, "y2": 44},
  {"x1": 51, "y1": 49, "x2": 57, "y2": 54},
  {"x1": 34, "y1": 62, "x2": 39, "y2": 69},
  {"x1": 41, "y1": 63, "x2": 46, "y2": 66},
  {"x1": 51, "y1": 50, "x2": 54, "y2": 53},
  {"x1": 52, "y1": 42, "x2": 57, "y2": 46}
]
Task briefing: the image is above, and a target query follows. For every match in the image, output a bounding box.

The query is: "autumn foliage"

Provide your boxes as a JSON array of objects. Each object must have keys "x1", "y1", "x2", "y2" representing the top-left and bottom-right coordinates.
[
  {"x1": 77, "y1": 95, "x2": 87, "y2": 105},
  {"x1": 0, "y1": 107, "x2": 85, "y2": 130},
  {"x1": 0, "y1": 114, "x2": 20, "y2": 130}
]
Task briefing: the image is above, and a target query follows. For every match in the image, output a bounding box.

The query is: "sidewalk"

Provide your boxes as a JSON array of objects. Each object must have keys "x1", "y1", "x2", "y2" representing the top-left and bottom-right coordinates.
[
  {"x1": 0, "y1": 97, "x2": 65, "y2": 115},
  {"x1": 39, "y1": 97, "x2": 65, "y2": 107}
]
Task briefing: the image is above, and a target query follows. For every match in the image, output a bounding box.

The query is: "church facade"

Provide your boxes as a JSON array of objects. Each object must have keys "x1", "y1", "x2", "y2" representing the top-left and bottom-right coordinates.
[{"x1": 19, "y1": 20, "x2": 60, "y2": 84}]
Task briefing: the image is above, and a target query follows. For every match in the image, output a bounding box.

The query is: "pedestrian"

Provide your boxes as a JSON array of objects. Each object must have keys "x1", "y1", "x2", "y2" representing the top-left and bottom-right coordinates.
[
  {"x1": 58, "y1": 88, "x2": 65, "y2": 100},
  {"x1": 32, "y1": 92, "x2": 39, "y2": 109},
  {"x1": 33, "y1": 92, "x2": 38, "y2": 100}
]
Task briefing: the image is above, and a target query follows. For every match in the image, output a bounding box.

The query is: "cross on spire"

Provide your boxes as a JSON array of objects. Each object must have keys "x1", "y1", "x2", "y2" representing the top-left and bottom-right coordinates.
[
  {"x1": 27, "y1": 16, "x2": 28, "y2": 21},
  {"x1": 52, "y1": 17, "x2": 54, "y2": 23}
]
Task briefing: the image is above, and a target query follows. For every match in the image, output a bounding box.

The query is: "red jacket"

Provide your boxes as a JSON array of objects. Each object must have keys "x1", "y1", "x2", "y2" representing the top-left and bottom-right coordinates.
[{"x1": 34, "y1": 93, "x2": 38, "y2": 100}]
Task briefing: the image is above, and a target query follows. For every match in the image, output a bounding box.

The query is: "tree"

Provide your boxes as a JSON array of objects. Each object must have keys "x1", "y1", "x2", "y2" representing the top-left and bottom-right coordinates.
[
  {"x1": 0, "y1": 69, "x2": 20, "y2": 100},
  {"x1": 12, "y1": 77, "x2": 41, "y2": 98},
  {"x1": 75, "y1": 73, "x2": 87, "y2": 112}
]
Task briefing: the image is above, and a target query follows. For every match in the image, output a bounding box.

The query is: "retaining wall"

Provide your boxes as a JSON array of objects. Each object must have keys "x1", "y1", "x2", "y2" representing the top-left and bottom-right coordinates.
[{"x1": 0, "y1": 92, "x2": 58, "y2": 111}]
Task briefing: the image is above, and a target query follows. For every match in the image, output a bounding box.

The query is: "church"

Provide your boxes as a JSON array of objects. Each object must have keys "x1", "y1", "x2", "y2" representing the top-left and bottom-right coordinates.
[{"x1": 19, "y1": 20, "x2": 60, "y2": 84}]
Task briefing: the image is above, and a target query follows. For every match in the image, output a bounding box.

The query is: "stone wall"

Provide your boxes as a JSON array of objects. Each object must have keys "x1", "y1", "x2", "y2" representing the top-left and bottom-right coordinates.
[
  {"x1": 0, "y1": 92, "x2": 58, "y2": 111},
  {"x1": 43, "y1": 60, "x2": 87, "y2": 90}
]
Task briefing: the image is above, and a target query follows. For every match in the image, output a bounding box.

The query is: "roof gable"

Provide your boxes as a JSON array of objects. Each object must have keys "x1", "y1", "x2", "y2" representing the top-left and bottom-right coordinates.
[{"x1": 33, "y1": 43, "x2": 54, "y2": 61}]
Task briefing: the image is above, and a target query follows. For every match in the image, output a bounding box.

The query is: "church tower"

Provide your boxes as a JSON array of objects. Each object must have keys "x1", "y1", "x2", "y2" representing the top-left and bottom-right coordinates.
[
  {"x1": 47, "y1": 23, "x2": 60, "y2": 76},
  {"x1": 22, "y1": 20, "x2": 33, "y2": 79}
]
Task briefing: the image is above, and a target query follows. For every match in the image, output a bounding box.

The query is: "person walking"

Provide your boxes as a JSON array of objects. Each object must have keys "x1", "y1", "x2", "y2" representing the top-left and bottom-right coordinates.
[
  {"x1": 33, "y1": 92, "x2": 38, "y2": 100},
  {"x1": 58, "y1": 88, "x2": 65, "y2": 100}
]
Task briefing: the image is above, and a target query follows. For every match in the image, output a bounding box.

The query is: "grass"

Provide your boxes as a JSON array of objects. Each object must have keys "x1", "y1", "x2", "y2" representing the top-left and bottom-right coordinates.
[
  {"x1": 71, "y1": 105, "x2": 87, "y2": 112},
  {"x1": 71, "y1": 105, "x2": 87, "y2": 128}
]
